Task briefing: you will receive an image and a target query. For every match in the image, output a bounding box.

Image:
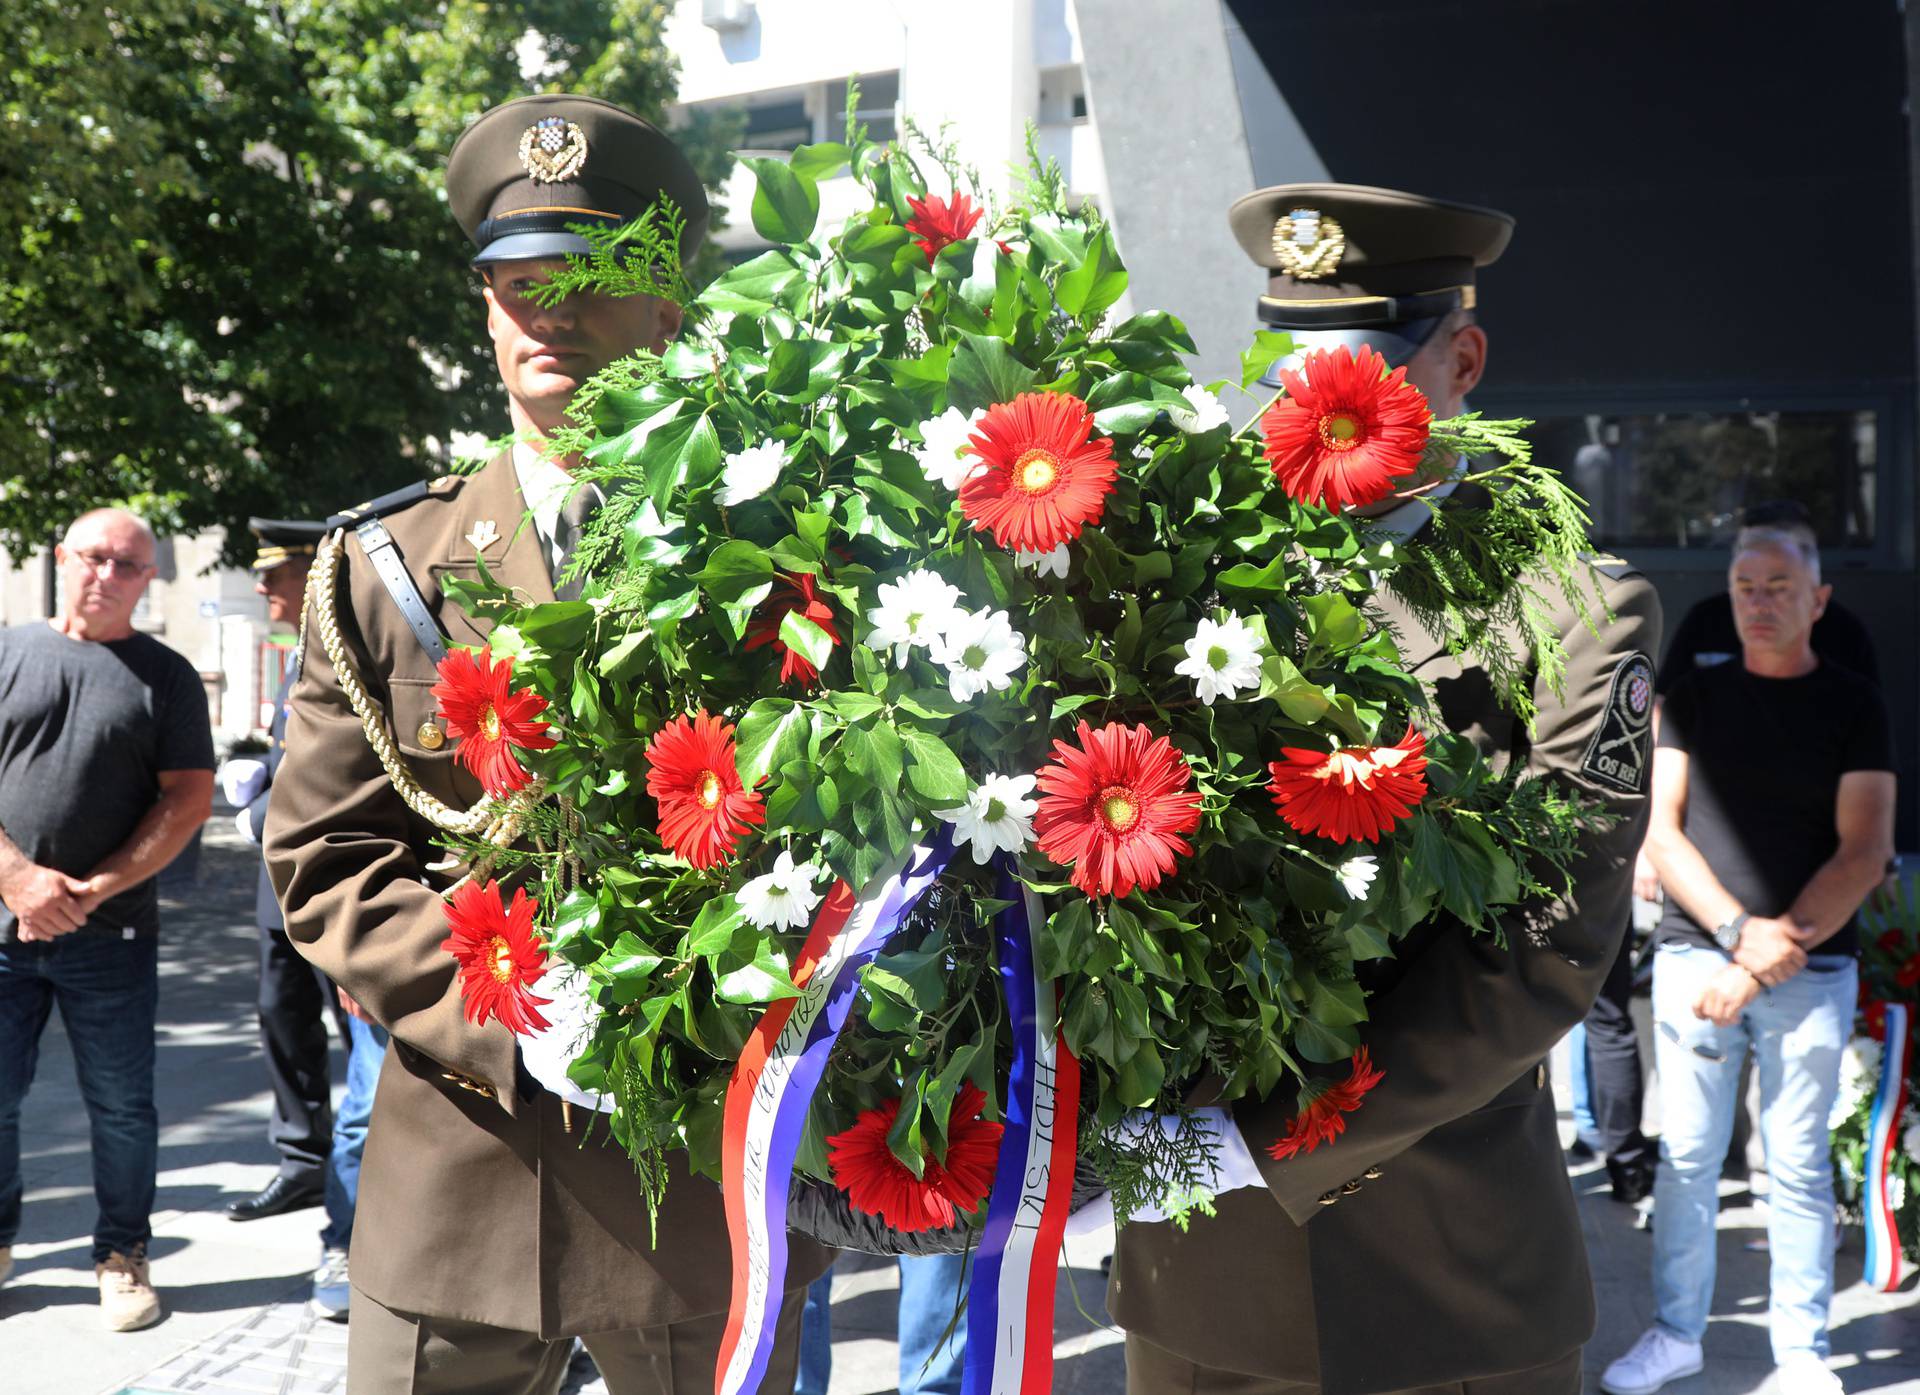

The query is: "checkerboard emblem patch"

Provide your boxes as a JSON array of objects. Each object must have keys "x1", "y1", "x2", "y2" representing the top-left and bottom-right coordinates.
[{"x1": 1580, "y1": 652, "x2": 1655, "y2": 794}]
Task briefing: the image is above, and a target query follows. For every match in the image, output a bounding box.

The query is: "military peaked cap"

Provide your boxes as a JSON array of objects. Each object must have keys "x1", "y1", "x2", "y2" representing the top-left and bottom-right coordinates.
[
  {"x1": 247, "y1": 516, "x2": 328, "y2": 572},
  {"x1": 1229, "y1": 183, "x2": 1513, "y2": 333},
  {"x1": 447, "y1": 94, "x2": 709, "y2": 266}
]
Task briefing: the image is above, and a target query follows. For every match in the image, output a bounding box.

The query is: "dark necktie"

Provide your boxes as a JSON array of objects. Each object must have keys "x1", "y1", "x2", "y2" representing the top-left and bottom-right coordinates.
[{"x1": 551, "y1": 483, "x2": 603, "y2": 602}]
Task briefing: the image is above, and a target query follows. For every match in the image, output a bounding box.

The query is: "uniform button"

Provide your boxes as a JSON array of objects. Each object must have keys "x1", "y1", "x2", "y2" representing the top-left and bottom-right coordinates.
[
  {"x1": 1318, "y1": 1191, "x2": 1340, "y2": 1207},
  {"x1": 1363, "y1": 1166, "x2": 1384, "y2": 1180},
  {"x1": 1536, "y1": 1063, "x2": 1548, "y2": 1089},
  {"x1": 1340, "y1": 1180, "x2": 1363, "y2": 1196},
  {"x1": 416, "y1": 721, "x2": 446, "y2": 750}
]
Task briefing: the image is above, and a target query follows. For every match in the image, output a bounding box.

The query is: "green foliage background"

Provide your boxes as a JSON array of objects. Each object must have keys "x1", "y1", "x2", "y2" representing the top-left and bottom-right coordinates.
[{"x1": 1, "y1": 0, "x2": 738, "y2": 562}]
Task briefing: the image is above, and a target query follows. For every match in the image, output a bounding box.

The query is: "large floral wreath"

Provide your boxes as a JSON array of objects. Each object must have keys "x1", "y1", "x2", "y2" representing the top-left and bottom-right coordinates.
[{"x1": 422, "y1": 113, "x2": 1605, "y2": 1238}]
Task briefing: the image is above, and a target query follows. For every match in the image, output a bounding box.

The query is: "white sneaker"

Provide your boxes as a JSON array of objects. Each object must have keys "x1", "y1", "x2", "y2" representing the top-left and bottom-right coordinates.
[
  {"x1": 1775, "y1": 1355, "x2": 1843, "y2": 1395},
  {"x1": 96, "y1": 1245, "x2": 161, "y2": 1331},
  {"x1": 1600, "y1": 1326, "x2": 1705, "y2": 1395}
]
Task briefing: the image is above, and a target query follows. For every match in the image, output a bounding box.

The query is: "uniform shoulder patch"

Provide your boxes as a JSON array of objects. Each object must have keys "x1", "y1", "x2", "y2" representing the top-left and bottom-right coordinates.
[
  {"x1": 325, "y1": 478, "x2": 453, "y2": 531},
  {"x1": 1580, "y1": 651, "x2": 1655, "y2": 794}
]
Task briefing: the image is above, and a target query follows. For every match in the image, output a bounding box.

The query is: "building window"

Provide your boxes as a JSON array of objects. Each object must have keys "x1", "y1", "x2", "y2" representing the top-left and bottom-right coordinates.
[
  {"x1": 739, "y1": 94, "x2": 811, "y2": 153},
  {"x1": 1519, "y1": 407, "x2": 1879, "y2": 553},
  {"x1": 827, "y1": 72, "x2": 899, "y2": 144}
]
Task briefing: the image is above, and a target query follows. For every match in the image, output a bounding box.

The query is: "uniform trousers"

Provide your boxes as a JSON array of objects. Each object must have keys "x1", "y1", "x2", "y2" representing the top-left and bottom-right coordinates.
[
  {"x1": 1123, "y1": 1336, "x2": 1581, "y2": 1395},
  {"x1": 347, "y1": 1282, "x2": 808, "y2": 1395},
  {"x1": 258, "y1": 925, "x2": 349, "y2": 1185}
]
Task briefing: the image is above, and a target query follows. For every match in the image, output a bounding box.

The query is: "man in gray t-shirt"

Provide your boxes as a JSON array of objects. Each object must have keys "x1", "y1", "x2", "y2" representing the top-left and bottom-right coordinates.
[{"x1": 0, "y1": 508, "x2": 213, "y2": 1332}]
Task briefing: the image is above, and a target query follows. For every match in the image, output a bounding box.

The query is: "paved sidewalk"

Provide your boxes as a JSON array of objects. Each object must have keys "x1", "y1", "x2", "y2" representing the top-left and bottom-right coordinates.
[{"x1": 0, "y1": 814, "x2": 1912, "y2": 1392}]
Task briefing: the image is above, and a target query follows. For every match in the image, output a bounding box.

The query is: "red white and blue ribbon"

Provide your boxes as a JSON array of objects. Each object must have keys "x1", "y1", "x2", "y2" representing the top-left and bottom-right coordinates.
[
  {"x1": 962, "y1": 866, "x2": 1081, "y2": 1395},
  {"x1": 714, "y1": 832, "x2": 955, "y2": 1395},
  {"x1": 1864, "y1": 1001, "x2": 1912, "y2": 1292}
]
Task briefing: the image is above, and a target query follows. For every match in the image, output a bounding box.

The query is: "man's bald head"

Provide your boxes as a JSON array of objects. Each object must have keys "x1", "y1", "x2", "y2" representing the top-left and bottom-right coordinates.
[{"x1": 63, "y1": 508, "x2": 157, "y2": 563}]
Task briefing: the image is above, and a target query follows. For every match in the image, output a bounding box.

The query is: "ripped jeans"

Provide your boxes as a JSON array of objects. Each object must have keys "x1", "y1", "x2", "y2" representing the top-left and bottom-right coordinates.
[{"x1": 1649, "y1": 942, "x2": 1856, "y2": 1360}]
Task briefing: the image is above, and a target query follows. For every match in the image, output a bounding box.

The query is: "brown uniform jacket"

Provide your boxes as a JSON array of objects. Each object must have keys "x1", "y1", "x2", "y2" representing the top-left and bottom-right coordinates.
[
  {"x1": 1110, "y1": 552, "x2": 1662, "y2": 1393},
  {"x1": 264, "y1": 453, "x2": 833, "y2": 1336}
]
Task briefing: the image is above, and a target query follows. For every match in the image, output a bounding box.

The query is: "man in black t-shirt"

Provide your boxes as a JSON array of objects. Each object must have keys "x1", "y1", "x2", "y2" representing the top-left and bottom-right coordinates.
[
  {"x1": 0, "y1": 509, "x2": 214, "y2": 1332},
  {"x1": 1600, "y1": 528, "x2": 1895, "y2": 1395}
]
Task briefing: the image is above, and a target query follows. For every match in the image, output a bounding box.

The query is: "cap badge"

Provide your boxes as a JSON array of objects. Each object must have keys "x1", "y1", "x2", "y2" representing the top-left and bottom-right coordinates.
[
  {"x1": 518, "y1": 116, "x2": 588, "y2": 184},
  {"x1": 1271, "y1": 208, "x2": 1346, "y2": 282}
]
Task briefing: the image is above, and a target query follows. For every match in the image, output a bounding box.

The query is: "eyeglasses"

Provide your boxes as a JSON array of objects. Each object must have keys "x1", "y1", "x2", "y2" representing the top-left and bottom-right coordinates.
[{"x1": 71, "y1": 550, "x2": 154, "y2": 579}]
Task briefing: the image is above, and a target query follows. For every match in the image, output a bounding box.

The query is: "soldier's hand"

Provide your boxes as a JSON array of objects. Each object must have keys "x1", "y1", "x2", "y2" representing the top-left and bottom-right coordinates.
[
  {"x1": 337, "y1": 987, "x2": 373, "y2": 1024},
  {"x1": 1693, "y1": 964, "x2": 1761, "y2": 1026},
  {"x1": 1, "y1": 863, "x2": 89, "y2": 937},
  {"x1": 1632, "y1": 850, "x2": 1661, "y2": 903},
  {"x1": 1732, "y1": 915, "x2": 1807, "y2": 987}
]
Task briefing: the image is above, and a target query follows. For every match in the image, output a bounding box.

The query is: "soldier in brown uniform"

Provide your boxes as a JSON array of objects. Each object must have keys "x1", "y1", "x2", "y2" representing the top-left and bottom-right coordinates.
[
  {"x1": 264, "y1": 95, "x2": 832, "y2": 1393},
  {"x1": 1108, "y1": 186, "x2": 1663, "y2": 1394}
]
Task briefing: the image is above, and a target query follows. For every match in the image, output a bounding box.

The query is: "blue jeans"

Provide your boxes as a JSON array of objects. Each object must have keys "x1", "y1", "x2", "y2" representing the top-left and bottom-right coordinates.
[
  {"x1": 1650, "y1": 943, "x2": 1856, "y2": 1360},
  {"x1": 319, "y1": 1015, "x2": 386, "y2": 1251},
  {"x1": 0, "y1": 934, "x2": 159, "y2": 1261},
  {"x1": 1568, "y1": 1021, "x2": 1597, "y2": 1141},
  {"x1": 796, "y1": 1251, "x2": 968, "y2": 1395}
]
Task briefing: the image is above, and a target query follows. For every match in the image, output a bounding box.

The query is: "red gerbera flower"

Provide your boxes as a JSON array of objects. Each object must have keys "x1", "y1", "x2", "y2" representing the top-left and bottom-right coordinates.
[
  {"x1": 1034, "y1": 721, "x2": 1203, "y2": 899},
  {"x1": 1898, "y1": 954, "x2": 1920, "y2": 990},
  {"x1": 1267, "y1": 1047, "x2": 1385, "y2": 1161},
  {"x1": 440, "y1": 878, "x2": 551, "y2": 1035},
  {"x1": 643, "y1": 709, "x2": 765, "y2": 868},
  {"x1": 1878, "y1": 929, "x2": 1906, "y2": 956},
  {"x1": 905, "y1": 192, "x2": 985, "y2": 265},
  {"x1": 745, "y1": 572, "x2": 842, "y2": 687},
  {"x1": 1866, "y1": 999, "x2": 1889, "y2": 1040},
  {"x1": 827, "y1": 1083, "x2": 1005, "y2": 1232},
  {"x1": 1267, "y1": 728, "x2": 1429, "y2": 845},
  {"x1": 429, "y1": 645, "x2": 558, "y2": 796},
  {"x1": 1260, "y1": 344, "x2": 1433, "y2": 511},
  {"x1": 957, "y1": 392, "x2": 1118, "y2": 555}
]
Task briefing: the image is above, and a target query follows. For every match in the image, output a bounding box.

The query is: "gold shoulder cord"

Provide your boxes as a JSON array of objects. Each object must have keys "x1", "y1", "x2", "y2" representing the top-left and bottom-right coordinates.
[{"x1": 305, "y1": 530, "x2": 543, "y2": 887}]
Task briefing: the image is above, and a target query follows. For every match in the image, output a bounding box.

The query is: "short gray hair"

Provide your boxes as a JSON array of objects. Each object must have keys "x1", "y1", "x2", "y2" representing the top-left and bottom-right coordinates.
[
  {"x1": 1732, "y1": 523, "x2": 1822, "y2": 584},
  {"x1": 63, "y1": 508, "x2": 157, "y2": 558}
]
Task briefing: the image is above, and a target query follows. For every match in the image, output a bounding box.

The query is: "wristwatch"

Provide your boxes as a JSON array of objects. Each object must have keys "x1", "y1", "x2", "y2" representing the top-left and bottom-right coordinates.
[{"x1": 1712, "y1": 911, "x2": 1750, "y2": 954}]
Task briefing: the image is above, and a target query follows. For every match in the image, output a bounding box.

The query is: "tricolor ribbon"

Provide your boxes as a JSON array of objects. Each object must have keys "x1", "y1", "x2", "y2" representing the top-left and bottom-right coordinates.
[
  {"x1": 962, "y1": 866, "x2": 1081, "y2": 1395},
  {"x1": 1864, "y1": 1001, "x2": 1912, "y2": 1292},
  {"x1": 714, "y1": 832, "x2": 954, "y2": 1395}
]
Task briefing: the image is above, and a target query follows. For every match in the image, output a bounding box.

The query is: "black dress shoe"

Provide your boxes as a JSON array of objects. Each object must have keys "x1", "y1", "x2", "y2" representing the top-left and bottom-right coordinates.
[{"x1": 226, "y1": 1175, "x2": 323, "y2": 1222}]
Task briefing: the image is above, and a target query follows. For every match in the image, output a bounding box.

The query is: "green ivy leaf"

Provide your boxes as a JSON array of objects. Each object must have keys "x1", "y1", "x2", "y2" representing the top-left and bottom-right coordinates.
[
  {"x1": 693, "y1": 540, "x2": 775, "y2": 610},
  {"x1": 734, "y1": 699, "x2": 810, "y2": 786},
  {"x1": 947, "y1": 332, "x2": 1037, "y2": 413},
  {"x1": 1240, "y1": 329, "x2": 1294, "y2": 389},
  {"x1": 742, "y1": 156, "x2": 821, "y2": 243},
  {"x1": 899, "y1": 727, "x2": 969, "y2": 803},
  {"x1": 700, "y1": 249, "x2": 804, "y2": 316},
  {"x1": 778, "y1": 610, "x2": 835, "y2": 672}
]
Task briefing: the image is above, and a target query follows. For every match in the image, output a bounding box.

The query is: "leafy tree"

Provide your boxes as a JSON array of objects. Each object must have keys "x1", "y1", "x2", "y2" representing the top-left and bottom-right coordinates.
[{"x1": 1, "y1": 0, "x2": 737, "y2": 562}]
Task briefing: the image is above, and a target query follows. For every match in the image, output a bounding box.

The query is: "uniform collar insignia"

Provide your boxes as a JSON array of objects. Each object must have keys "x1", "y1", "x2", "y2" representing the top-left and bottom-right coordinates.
[
  {"x1": 465, "y1": 519, "x2": 501, "y2": 552},
  {"x1": 1272, "y1": 208, "x2": 1346, "y2": 281},
  {"x1": 519, "y1": 116, "x2": 588, "y2": 184}
]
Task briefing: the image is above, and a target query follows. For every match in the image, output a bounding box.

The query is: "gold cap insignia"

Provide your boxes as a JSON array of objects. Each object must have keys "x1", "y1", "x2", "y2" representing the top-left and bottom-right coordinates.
[
  {"x1": 518, "y1": 116, "x2": 588, "y2": 184},
  {"x1": 1271, "y1": 208, "x2": 1346, "y2": 282}
]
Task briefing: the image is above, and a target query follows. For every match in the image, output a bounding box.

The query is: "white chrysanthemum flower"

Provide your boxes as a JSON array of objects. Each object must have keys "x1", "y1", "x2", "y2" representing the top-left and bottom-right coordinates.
[
  {"x1": 1832, "y1": 1036, "x2": 1885, "y2": 1128},
  {"x1": 867, "y1": 569, "x2": 965, "y2": 667},
  {"x1": 931, "y1": 607, "x2": 1027, "y2": 702},
  {"x1": 736, "y1": 849, "x2": 826, "y2": 931},
  {"x1": 1173, "y1": 614, "x2": 1264, "y2": 706},
  {"x1": 1014, "y1": 544, "x2": 1070, "y2": 579},
  {"x1": 1336, "y1": 856, "x2": 1379, "y2": 901},
  {"x1": 1894, "y1": 1172, "x2": 1910, "y2": 1211},
  {"x1": 937, "y1": 773, "x2": 1039, "y2": 865},
  {"x1": 912, "y1": 407, "x2": 985, "y2": 491},
  {"x1": 1166, "y1": 383, "x2": 1230, "y2": 435},
  {"x1": 717, "y1": 439, "x2": 785, "y2": 506}
]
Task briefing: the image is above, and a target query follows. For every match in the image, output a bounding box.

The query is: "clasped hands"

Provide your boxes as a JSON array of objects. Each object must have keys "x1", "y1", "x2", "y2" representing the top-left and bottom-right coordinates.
[
  {"x1": 1, "y1": 862, "x2": 108, "y2": 941},
  {"x1": 1693, "y1": 914, "x2": 1818, "y2": 1026}
]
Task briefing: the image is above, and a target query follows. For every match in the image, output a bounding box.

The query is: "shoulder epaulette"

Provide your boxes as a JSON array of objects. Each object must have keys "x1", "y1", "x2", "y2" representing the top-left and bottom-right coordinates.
[
  {"x1": 324, "y1": 475, "x2": 460, "y2": 532},
  {"x1": 1582, "y1": 551, "x2": 1640, "y2": 581}
]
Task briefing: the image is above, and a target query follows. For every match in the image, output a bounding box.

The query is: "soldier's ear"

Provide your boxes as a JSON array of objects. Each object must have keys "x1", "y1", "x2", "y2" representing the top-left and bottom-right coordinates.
[
  {"x1": 1450, "y1": 322, "x2": 1488, "y2": 400},
  {"x1": 1811, "y1": 581, "x2": 1833, "y2": 621},
  {"x1": 649, "y1": 300, "x2": 683, "y2": 353}
]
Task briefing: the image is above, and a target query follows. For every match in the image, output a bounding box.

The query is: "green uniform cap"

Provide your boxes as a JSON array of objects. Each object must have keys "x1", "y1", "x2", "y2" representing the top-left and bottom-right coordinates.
[
  {"x1": 247, "y1": 516, "x2": 327, "y2": 572},
  {"x1": 1229, "y1": 183, "x2": 1514, "y2": 332},
  {"x1": 446, "y1": 94, "x2": 709, "y2": 267}
]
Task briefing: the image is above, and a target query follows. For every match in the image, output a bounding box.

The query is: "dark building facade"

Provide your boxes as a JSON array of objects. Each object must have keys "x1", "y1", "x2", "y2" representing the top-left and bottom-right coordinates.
[{"x1": 1222, "y1": 0, "x2": 1919, "y2": 843}]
